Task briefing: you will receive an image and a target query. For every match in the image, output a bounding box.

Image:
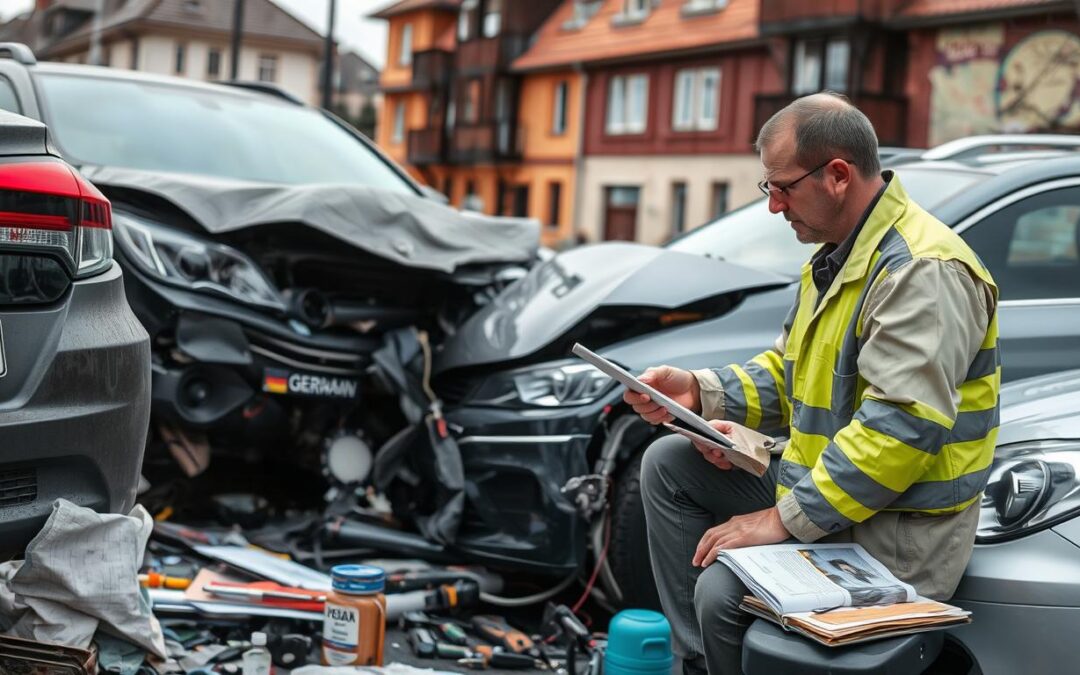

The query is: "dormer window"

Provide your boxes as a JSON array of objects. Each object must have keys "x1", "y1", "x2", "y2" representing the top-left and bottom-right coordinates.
[
  {"x1": 563, "y1": 0, "x2": 602, "y2": 30},
  {"x1": 625, "y1": 0, "x2": 649, "y2": 20},
  {"x1": 459, "y1": 0, "x2": 478, "y2": 41},
  {"x1": 683, "y1": 0, "x2": 727, "y2": 13}
]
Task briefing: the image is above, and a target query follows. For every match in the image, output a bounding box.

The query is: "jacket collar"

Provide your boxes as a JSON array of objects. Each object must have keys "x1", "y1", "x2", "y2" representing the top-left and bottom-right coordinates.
[{"x1": 842, "y1": 170, "x2": 908, "y2": 283}]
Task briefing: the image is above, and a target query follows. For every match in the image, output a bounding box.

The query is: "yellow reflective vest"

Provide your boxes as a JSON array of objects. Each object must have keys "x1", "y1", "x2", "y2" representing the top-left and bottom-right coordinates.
[{"x1": 716, "y1": 178, "x2": 999, "y2": 534}]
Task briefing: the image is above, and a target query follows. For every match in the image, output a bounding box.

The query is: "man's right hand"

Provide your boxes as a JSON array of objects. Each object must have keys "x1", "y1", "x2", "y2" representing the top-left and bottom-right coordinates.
[{"x1": 623, "y1": 365, "x2": 702, "y2": 424}]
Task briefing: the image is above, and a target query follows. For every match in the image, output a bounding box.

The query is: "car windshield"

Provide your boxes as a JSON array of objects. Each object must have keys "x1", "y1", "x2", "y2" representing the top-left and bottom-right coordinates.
[
  {"x1": 667, "y1": 167, "x2": 985, "y2": 276},
  {"x1": 36, "y1": 73, "x2": 416, "y2": 193}
]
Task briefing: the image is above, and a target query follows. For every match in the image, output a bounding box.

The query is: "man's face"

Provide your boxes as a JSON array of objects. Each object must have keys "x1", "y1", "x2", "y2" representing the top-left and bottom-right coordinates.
[{"x1": 760, "y1": 127, "x2": 843, "y2": 245}]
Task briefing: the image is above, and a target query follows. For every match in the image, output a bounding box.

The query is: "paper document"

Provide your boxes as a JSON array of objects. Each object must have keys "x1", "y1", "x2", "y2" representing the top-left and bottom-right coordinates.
[{"x1": 572, "y1": 343, "x2": 772, "y2": 475}]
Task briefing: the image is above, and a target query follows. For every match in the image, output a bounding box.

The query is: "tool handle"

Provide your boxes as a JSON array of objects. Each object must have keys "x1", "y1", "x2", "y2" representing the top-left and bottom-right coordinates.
[{"x1": 471, "y1": 615, "x2": 535, "y2": 654}]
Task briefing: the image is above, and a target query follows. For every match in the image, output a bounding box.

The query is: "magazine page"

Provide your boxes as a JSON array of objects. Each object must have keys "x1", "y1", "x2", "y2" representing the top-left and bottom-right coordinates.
[{"x1": 718, "y1": 543, "x2": 916, "y2": 615}]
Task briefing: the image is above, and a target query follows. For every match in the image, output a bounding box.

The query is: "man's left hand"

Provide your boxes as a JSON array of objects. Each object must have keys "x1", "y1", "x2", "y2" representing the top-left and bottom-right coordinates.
[{"x1": 692, "y1": 507, "x2": 790, "y2": 567}]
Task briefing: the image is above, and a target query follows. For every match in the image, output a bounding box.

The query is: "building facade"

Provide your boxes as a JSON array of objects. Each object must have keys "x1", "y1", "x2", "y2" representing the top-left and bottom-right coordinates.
[{"x1": 0, "y1": 0, "x2": 325, "y2": 105}]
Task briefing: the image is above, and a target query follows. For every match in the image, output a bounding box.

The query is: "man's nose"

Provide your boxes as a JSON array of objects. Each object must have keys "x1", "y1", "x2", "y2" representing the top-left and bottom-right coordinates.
[{"x1": 767, "y1": 191, "x2": 786, "y2": 214}]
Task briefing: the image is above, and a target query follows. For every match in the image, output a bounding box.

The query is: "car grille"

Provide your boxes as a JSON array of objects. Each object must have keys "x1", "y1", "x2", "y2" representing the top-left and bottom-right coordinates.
[{"x1": 0, "y1": 468, "x2": 36, "y2": 507}]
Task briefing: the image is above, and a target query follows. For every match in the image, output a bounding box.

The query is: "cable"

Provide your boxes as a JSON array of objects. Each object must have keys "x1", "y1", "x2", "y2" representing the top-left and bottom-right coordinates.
[
  {"x1": 479, "y1": 572, "x2": 578, "y2": 607},
  {"x1": 572, "y1": 507, "x2": 611, "y2": 614}
]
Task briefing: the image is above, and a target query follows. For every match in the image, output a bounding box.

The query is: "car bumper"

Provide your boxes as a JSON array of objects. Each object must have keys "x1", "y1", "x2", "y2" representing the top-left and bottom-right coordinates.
[{"x1": 0, "y1": 262, "x2": 150, "y2": 550}]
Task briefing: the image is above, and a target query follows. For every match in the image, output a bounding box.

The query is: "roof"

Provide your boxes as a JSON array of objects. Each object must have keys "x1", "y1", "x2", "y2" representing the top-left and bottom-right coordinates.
[
  {"x1": 369, "y1": 0, "x2": 462, "y2": 20},
  {"x1": 512, "y1": 0, "x2": 760, "y2": 72},
  {"x1": 40, "y1": 0, "x2": 323, "y2": 57},
  {"x1": 889, "y1": 0, "x2": 1072, "y2": 25}
]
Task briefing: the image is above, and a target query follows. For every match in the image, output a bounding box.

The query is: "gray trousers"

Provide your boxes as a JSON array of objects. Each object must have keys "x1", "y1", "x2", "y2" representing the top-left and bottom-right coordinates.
[{"x1": 640, "y1": 434, "x2": 781, "y2": 675}]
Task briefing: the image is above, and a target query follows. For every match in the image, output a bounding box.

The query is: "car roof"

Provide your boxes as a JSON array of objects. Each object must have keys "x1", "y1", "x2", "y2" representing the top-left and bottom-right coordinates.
[{"x1": 30, "y1": 61, "x2": 298, "y2": 105}]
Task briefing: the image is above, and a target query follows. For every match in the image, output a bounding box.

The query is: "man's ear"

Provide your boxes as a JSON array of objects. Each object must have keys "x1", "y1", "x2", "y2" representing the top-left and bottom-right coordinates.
[{"x1": 827, "y1": 158, "x2": 852, "y2": 198}]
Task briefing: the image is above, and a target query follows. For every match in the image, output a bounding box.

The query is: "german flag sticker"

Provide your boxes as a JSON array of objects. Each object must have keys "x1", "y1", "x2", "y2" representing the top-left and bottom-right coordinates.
[{"x1": 263, "y1": 369, "x2": 289, "y2": 395}]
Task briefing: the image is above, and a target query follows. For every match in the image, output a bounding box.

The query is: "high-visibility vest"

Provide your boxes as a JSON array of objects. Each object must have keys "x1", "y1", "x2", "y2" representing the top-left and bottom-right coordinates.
[{"x1": 717, "y1": 177, "x2": 1000, "y2": 533}]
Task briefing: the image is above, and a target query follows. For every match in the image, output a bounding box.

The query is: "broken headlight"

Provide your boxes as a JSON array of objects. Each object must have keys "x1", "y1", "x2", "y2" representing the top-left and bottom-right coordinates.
[
  {"x1": 470, "y1": 360, "x2": 614, "y2": 408},
  {"x1": 113, "y1": 212, "x2": 285, "y2": 312},
  {"x1": 977, "y1": 439, "x2": 1080, "y2": 543}
]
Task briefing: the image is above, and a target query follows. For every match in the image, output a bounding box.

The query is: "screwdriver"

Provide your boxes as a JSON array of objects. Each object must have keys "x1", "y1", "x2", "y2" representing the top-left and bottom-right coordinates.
[
  {"x1": 138, "y1": 571, "x2": 192, "y2": 590},
  {"x1": 461, "y1": 646, "x2": 545, "y2": 670},
  {"x1": 471, "y1": 615, "x2": 536, "y2": 654}
]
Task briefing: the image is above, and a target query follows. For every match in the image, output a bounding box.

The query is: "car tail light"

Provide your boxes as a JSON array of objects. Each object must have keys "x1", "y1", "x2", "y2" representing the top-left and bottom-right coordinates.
[{"x1": 0, "y1": 159, "x2": 113, "y2": 280}]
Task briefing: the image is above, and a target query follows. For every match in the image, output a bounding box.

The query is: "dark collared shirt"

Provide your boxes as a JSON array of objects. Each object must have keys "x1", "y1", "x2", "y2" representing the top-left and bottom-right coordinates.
[{"x1": 810, "y1": 172, "x2": 893, "y2": 296}]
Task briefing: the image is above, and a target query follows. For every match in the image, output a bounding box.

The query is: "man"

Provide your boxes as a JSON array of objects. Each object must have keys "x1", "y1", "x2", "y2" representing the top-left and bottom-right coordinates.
[{"x1": 625, "y1": 93, "x2": 999, "y2": 675}]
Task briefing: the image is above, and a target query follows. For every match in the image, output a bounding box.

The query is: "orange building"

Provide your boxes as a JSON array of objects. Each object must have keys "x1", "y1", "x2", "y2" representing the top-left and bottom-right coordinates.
[{"x1": 370, "y1": 0, "x2": 574, "y2": 246}]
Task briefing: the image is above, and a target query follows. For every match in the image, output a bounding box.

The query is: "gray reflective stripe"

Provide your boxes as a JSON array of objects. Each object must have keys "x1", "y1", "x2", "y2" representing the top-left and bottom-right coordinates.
[
  {"x1": 965, "y1": 346, "x2": 1000, "y2": 381},
  {"x1": 831, "y1": 371, "x2": 858, "y2": 418},
  {"x1": 855, "y1": 398, "x2": 950, "y2": 455},
  {"x1": 778, "y1": 459, "x2": 810, "y2": 490},
  {"x1": 745, "y1": 361, "x2": 784, "y2": 431},
  {"x1": 890, "y1": 466, "x2": 993, "y2": 510},
  {"x1": 784, "y1": 359, "x2": 794, "y2": 401},
  {"x1": 715, "y1": 366, "x2": 748, "y2": 425},
  {"x1": 821, "y1": 442, "x2": 901, "y2": 511},
  {"x1": 790, "y1": 399, "x2": 846, "y2": 439},
  {"x1": 791, "y1": 466, "x2": 857, "y2": 534},
  {"x1": 947, "y1": 406, "x2": 999, "y2": 444},
  {"x1": 876, "y1": 226, "x2": 914, "y2": 273}
]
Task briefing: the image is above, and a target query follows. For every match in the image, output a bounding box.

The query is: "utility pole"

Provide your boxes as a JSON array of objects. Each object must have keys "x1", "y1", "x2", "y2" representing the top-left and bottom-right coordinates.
[
  {"x1": 321, "y1": 0, "x2": 337, "y2": 110},
  {"x1": 88, "y1": 0, "x2": 105, "y2": 66},
  {"x1": 230, "y1": 0, "x2": 245, "y2": 80}
]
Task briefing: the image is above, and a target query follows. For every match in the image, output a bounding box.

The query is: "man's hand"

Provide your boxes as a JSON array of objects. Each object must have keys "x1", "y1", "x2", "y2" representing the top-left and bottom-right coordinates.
[
  {"x1": 692, "y1": 507, "x2": 789, "y2": 567},
  {"x1": 623, "y1": 366, "x2": 701, "y2": 424},
  {"x1": 692, "y1": 420, "x2": 736, "y2": 470}
]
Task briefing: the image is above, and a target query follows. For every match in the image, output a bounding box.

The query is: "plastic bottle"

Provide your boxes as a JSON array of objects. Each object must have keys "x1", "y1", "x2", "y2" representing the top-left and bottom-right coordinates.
[
  {"x1": 604, "y1": 609, "x2": 673, "y2": 675},
  {"x1": 321, "y1": 564, "x2": 387, "y2": 666},
  {"x1": 242, "y1": 632, "x2": 272, "y2": 675}
]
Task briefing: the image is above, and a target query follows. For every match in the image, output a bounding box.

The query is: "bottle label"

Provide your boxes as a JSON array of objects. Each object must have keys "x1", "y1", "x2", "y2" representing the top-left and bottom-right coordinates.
[{"x1": 324, "y1": 601, "x2": 361, "y2": 646}]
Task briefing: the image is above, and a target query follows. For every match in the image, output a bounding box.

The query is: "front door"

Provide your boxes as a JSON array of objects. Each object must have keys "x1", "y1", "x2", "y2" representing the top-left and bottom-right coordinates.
[{"x1": 604, "y1": 186, "x2": 640, "y2": 241}]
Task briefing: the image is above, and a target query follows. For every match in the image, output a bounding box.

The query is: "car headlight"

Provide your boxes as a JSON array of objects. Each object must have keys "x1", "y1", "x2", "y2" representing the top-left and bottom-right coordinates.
[
  {"x1": 113, "y1": 212, "x2": 285, "y2": 312},
  {"x1": 977, "y1": 439, "x2": 1080, "y2": 543},
  {"x1": 470, "y1": 360, "x2": 614, "y2": 408}
]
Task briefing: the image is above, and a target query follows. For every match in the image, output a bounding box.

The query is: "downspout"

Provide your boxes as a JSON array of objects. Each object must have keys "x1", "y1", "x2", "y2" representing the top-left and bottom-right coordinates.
[{"x1": 571, "y1": 62, "x2": 588, "y2": 240}]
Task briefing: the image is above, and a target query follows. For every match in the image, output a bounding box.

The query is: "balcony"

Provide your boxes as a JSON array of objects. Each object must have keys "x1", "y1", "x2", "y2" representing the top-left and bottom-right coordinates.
[
  {"x1": 411, "y1": 49, "x2": 452, "y2": 90},
  {"x1": 407, "y1": 128, "x2": 446, "y2": 166},
  {"x1": 455, "y1": 34, "x2": 531, "y2": 73},
  {"x1": 759, "y1": 0, "x2": 892, "y2": 33},
  {"x1": 753, "y1": 93, "x2": 908, "y2": 147},
  {"x1": 448, "y1": 121, "x2": 523, "y2": 164}
]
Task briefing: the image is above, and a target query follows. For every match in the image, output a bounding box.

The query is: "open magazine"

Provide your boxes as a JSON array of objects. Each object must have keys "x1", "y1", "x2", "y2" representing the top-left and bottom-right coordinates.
[
  {"x1": 719, "y1": 543, "x2": 971, "y2": 646},
  {"x1": 571, "y1": 343, "x2": 773, "y2": 476}
]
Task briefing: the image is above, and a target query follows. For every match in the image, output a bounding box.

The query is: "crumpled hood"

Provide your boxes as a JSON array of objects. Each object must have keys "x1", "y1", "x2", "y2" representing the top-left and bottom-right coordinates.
[
  {"x1": 81, "y1": 165, "x2": 540, "y2": 274},
  {"x1": 996, "y1": 369, "x2": 1080, "y2": 446},
  {"x1": 435, "y1": 241, "x2": 790, "y2": 373}
]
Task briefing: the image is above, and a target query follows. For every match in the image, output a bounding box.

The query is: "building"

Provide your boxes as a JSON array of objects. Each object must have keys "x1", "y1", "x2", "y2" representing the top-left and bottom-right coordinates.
[
  {"x1": 336, "y1": 50, "x2": 382, "y2": 138},
  {"x1": 0, "y1": 0, "x2": 326, "y2": 105},
  {"x1": 373, "y1": 0, "x2": 1080, "y2": 245}
]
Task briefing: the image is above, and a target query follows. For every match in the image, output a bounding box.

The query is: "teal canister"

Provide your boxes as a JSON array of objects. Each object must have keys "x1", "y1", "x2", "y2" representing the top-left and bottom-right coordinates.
[{"x1": 604, "y1": 609, "x2": 673, "y2": 675}]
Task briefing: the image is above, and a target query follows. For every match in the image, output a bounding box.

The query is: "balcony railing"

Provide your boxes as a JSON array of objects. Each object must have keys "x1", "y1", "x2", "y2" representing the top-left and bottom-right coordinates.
[
  {"x1": 759, "y1": 0, "x2": 890, "y2": 32},
  {"x1": 407, "y1": 128, "x2": 446, "y2": 166},
  {"x1": 455, "y1": 34, "x2": 531, "y2": 72},
  {"x1": 411, "y1": 49, "x2": 452, "y2": 90},
  {"x1": 753, "y1": 92, "x2": 908, "y2": 147},
  {"x1": 449, "y1": 121, "x2": 523, "y2": 164}
]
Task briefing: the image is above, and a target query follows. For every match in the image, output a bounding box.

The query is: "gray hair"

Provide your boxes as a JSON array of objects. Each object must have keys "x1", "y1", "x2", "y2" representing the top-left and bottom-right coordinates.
[{"x1": 755, "y1": 92, "x2": 881, "y2": 179}]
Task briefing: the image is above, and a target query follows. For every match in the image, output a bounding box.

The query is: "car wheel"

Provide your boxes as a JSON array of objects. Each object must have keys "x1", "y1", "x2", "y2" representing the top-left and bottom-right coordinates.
[{"x1": 608, "y1": 448, "x2": 662, "y2": 611}]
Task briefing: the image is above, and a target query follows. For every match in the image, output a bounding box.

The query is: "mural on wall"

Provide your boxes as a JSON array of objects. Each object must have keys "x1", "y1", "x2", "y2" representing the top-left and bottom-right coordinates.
[{"x1": 929, "y1": 26, "x2": 1080, "y2": 145}]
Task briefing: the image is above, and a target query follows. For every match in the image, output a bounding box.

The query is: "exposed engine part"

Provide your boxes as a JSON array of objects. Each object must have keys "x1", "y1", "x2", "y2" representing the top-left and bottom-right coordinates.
[
  {"x1": 285, "y1": 287, "x2": 423, "y2": 333},
  {"x1": 561, "y1": 475, "x2": 606, "y2": 517},
  {"x1": 323, "y1": 431, "x2": 375, "y2": 486}
]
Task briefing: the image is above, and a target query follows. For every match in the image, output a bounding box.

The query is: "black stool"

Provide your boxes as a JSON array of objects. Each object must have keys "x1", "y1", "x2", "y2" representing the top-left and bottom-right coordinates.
[{"x1": 741, "y1": 619, "x2": 944, "y2": 675}]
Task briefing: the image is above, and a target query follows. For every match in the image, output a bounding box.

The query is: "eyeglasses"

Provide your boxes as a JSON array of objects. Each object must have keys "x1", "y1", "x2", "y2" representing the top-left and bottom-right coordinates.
[{"x1": 757, "y1": 159, "x2": 852, "y2": 197}]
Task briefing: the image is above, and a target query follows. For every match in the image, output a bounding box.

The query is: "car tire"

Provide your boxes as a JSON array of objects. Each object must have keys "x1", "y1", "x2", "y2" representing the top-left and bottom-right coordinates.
[{"x1": 608, "y1": 448, "x2": 663, "y2": 611}]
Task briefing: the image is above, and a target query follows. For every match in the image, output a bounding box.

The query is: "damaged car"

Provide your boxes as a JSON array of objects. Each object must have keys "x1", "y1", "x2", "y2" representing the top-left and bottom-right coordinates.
[{"x1": 0, "y1": 50, "x2": 539, "y2": 517}]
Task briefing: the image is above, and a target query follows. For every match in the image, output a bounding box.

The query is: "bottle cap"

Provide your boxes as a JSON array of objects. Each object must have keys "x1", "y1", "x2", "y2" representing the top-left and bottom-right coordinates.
[
  {"x1": 331, "y1": 564, "x2": 386, "y2": 594},
  {"x1": 251, "y1": 631, "x2": 267, "y2": 647}
]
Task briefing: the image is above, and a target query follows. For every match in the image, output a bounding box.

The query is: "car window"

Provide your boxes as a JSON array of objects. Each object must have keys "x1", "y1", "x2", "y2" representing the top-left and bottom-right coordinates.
[
  {"x1": 35, "y1": 73, "x2": 415, "y2": 193},
  {"x1": 0, "y1": 75, "x2": 21, "y2": 114},
  {"x1": 961, "y1": 186, "x2": 1080, "y2": 301},
  {"x1": 667, "y1": 167, "x2": 983, "y2": 275}
]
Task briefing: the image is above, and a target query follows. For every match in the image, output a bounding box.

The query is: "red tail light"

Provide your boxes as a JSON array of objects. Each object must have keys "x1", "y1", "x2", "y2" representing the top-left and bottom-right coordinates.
[{"x1": 0, "y1": 159, "x2": 113, "y2": 278}]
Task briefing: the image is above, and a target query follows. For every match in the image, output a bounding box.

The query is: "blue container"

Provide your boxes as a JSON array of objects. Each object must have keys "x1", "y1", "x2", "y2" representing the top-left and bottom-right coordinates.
[{"x1": 604, "y1": 609, "x2": 673, "y2": 675}]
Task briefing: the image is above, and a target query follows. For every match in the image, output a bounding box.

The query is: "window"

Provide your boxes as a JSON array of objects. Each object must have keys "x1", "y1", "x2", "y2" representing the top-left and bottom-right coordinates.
[
  {"x1": 392, "y1": 100, "x2": 406, "y2": 143},
  {"x1": 552, "y1": 80, "x2": 568, "y2": 135},
  {"x1": 564, "y1": 0, "x2": 602, "y2": 29},
  {"x1": 684, "y1": 0, "x2": 727, "y2": 11},
  {"x1": 711, "y1": 182, "x2": 729, "y2": 218},
  {"x1": 792, "y1": 39, "x2": 821, "y2": 95},
  {"x1": 962, "y1": 186, "x2": 1080, "y2": 301},
  {"x1": 257, "y1": 54, "x2": 277, "y2": 82},
  {"x1": 174, "y1": 43, "x2": 186, "y2": 75},
  {"x1": 399, "y1": 23, "x2": 413, "y2": 67},
  {"x1": 464, "y1": 79, "x2": 480, "y2": 123},
  {"x1": 825, "y1": 38, "x2": 849, "y2": 92},
  {"x1": 459, "y1": 0, "x2": 477, "y2": 41},
  {"x1": 548, "y1": 182, "x2": 562, "y2": 227},
  {"x1": 673, "y1": 67, "x2": 720, "y2": 131},
  {"x1": 671, "y1": 182, "x2": 687, "y2": 235},
  {"x1": 206, "y1": 48, "x2": 221, "y2": 79},
  {"x1": 606, "y1": 74, "x2": 648, "y2": 134},
  {"x1": 483, "y1": 0, "x2": 502, "y2": 38},
  {"x1": 624, "y1": 0, "x2": 649, "y2": 20},
  {"x1": 604, "y1": 186, "x2": 640, "y2": 241}
]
